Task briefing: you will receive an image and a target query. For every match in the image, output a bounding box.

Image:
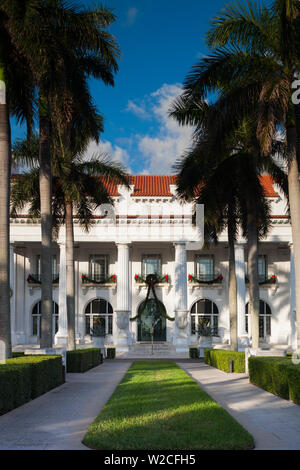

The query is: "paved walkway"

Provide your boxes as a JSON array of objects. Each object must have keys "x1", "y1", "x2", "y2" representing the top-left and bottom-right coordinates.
[
  {"x1": 0, "y1": 361, "x2": 132, "y2": 450},
  {"x1": 178, "y1": 362, "x2": 300, "y2": 450}
]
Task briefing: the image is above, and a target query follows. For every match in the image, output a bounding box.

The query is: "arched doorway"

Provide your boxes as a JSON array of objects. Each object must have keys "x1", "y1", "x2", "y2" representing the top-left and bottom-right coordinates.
[
  {"x1": 190, "y1": 299, "x2": 219, "y2": 336},
  {"x1": 84, "y1": 298, "x2": 114, "y2": 336},
  {"x1": 137, "y1": 299, "x2": 167, "y2": 342}
]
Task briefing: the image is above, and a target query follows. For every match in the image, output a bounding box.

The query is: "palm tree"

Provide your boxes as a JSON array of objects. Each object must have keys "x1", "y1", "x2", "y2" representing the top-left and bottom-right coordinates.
[
  {"x1": 11, "y1": 136, "x2": 129, "y2": 349},
  {"x1": 171, "y1": 0, "x2": 300, "y2": 348},
  {"x1": 2, "y1": 0, "x2": 120, "y2": 348},
  {"x1": 0, "y1": 7, "x2": 34, "y2": 358},
  {"x1": 171, "y1": 103, "x2": 288, "y2": 348}
]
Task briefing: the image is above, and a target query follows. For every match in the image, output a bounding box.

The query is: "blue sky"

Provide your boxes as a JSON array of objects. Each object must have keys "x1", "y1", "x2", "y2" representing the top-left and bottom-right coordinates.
[{"x1": 12, "y1": 0, "x2": 226, "y2": 174}]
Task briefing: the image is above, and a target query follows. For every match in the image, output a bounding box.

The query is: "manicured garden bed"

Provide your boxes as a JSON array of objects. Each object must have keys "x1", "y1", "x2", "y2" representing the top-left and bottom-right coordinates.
[
  {"x1": 66, "y1": 348, "x2": 103, "y2": 373},
  {"x1": 204, "y1": 349, "x2": 245, "y2": 373},
  {"x1": 249, "y1": 356, "x2": 300, "y2": 404},
  {"x1": 0, "y1": 355, "x2": 63, "y2": 415},
  {"x1": 83, "y1": 361, "x2": 254, "y2": 450}
]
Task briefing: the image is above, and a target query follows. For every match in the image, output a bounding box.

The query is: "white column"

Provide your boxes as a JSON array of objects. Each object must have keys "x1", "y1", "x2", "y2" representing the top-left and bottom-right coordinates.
[
  {"x1": 290, "y1": 243, "x2": 297, "y2": 350},
  {"x1": 55, "y1": 242, "x2": 68, "y2": 345},
  {"x1": 174, "y1": 242, "x2": 189, "y2": 351},
  {"x1": 115, "y1": 243, "x2": 130, "y2": 352},
  {"x1": 235, "y1": 244, "x2": 248, "y2": 347},
  {"x1": 10, "y1": 244, "x2": 16, "y2": 345}
]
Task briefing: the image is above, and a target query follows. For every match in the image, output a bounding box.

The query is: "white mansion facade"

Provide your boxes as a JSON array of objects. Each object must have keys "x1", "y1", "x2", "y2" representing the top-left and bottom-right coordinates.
[{"x1": 10, "y1": 175, "x2": 296, "y2": 355}]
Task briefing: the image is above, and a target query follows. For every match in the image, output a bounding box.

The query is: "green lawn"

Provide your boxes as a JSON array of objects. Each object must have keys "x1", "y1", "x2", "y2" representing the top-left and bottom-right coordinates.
[{"x1": 83, "y1": 361, "x2": 254, "y2": 450}]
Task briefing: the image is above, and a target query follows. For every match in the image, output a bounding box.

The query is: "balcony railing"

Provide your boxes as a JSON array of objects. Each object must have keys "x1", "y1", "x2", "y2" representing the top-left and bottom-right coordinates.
[
  {"x1": 81, "y1": 274, "x2": 116, "y2": 285},
  {"x1": 27, "y1": 274, "x2": 59, "y2": 284},
  {"x1": 188, "y1": 273, "x2": 223, "y2": 284},
  {"x1": 245, "y1": 275, "x2": 276, "y2": 285}
]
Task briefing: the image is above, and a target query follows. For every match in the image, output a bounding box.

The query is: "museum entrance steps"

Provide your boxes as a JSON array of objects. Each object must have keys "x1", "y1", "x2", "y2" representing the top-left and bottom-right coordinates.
[{"x1": 119, "y1": 342, "x2": 189, "y2": 359}]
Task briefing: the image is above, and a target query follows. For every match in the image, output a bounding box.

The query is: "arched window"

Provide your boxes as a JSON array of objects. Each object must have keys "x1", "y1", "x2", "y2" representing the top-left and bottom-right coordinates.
[
  {"x1": 245, "y1": 301, "x2": 272, "y2": 339},
  {"x1": 32, "y1": 301, "x2": 59, "y2": 337},
  {"x1": 85, "y1": 299, "x2": 113, "y2": 336},
  {"x1": 190, "y1": 299, "x2": 219, "y2": 336}
]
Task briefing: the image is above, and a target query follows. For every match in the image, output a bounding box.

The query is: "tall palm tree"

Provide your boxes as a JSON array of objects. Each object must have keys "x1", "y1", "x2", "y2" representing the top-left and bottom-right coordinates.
[
  {"x1": 171, "y1": 104, "x2": 288, "y2": 348},
  {"x1": 172, "y1": 0, "x2": 300, "y2": 348},
  {"x1": 2, "y1": 0, "x2": 120, "y2": 348},
  {"x1": 11, "y1": 136, "x2": 129, "y2": 350},
  {"x1": 0, "y1": 7, "x2": 34, "y2": 358}
]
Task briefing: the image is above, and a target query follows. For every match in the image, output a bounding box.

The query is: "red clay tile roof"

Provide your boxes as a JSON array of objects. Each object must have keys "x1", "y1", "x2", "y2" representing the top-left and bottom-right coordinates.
[
  {"x1": 100, "y1": 174, "x2": 278, "y2": 198},
  {"x1": 12, "y1": 173, "x2": 279, "y2": 198},
  {"x1": 259, "y1": 175, "x2": 279, "y2": 197}
]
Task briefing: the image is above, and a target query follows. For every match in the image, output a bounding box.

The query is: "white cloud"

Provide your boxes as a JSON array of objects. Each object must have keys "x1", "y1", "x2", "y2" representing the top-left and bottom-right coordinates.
[
  {"x1": 125, "y1": 7, "x2": 138, "y2": 26},
  {"x1": 83, "y1": 139, "x2": 132, "y2": 172},
  {"x1": 89, "y1": 83, "x2": 195, "y2": 175},
  {"x1": 126, "y1": 100, "x2": 151, "y2": 120},
  {"x1": 137, "y1": 83, "x2": 194, "y2": 173}
]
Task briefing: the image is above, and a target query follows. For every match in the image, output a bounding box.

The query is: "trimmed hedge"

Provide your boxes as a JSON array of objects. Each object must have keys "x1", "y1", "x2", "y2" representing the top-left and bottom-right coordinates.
[
  {"x1": 189, "y1": 348, "x2": 199, "y2": 359},
  {"x1": 0, "y1": 355, "x2": 63, "y2": 415},
  {"x1": 204, "y1": 349, "x2": 245, "y2": 373},
  {"x1": 106, "y1": 348, "x2": 116, "y2": 359},
  {"x1": 7, "y1": 355, "x2": 64, "y2": 399},
  {"x1": 12, "y1": 352, "x2": 25, "y2": 358},
  {"x1": 66, "y1": 348, "x2": 103, "y2": 373},
  {"x1": 249, "y1": 356, "x2": 300, "y2": 404}
]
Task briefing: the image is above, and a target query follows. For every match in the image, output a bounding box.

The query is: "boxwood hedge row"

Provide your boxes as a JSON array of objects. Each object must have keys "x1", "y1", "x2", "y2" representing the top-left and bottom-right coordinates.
[
  {"x1": 204, "y1": 348, "x2": 245, "y2": 373},
  {"x1": 248, "y1": 357, "x2": 300, "y2": 404},
  {"x1": 0, "y1": 355, "x2": 63, "y2": 415},
  {"x1": 66, "y1": 348, "x2": 103, "y2": 373}
]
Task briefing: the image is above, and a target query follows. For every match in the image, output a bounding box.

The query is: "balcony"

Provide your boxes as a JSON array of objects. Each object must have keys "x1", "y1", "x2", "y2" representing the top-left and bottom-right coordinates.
[
  {"x1": 81, "y1": 274, "x2": 117, "y2": 294},
  {"x1": 27, "y1": 274, "x2": 59, "y2": 285},
  {"x1": 188, "y1": 273, "x2": 223, "y2": 294},
  {"x1": 245, "y1": 275, "x2": 276, "y2": 285}
]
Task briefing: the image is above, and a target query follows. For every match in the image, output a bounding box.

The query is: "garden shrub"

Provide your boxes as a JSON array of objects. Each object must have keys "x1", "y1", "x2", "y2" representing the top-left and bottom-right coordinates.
[
  {"x1": 0, "y1": 355, "x2": 63, "y2": 415},
  {"x1": 7, "y1": 355, "x2": 63, "y2": 399},
  {"x1": 0, "y1": 363, "x2": 31, "y2": 415},
  {"x1": 106, "y1": 348, "x2": 116, "y2": 359},
  {"x1": 249, "y1": 356, "x2": 300, "y2": 404},
  {"x1": 189, "y1": 348, "x2": 199, "y2": 359},
  {"x1": 66, "y1": 348, "x2": 102, "y2": 373},
  {"x1": 204, "y1": 349, "x2": 245, "y2": 373},
  {"x1": 12, "y1": 352, "x2": 25, "y2": 358}
]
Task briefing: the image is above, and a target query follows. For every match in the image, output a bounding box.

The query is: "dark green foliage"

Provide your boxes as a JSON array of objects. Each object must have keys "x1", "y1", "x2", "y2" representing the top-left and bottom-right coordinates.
[
  {"x1": 66, "y1": 348, "x2": 102, "y2": 373},
  {"x1": 189, "y1": 348, "x2": 199, "y2": 359},
  {"x1": 0, "y1": 355, "x2": 63, "y2": 415},
  {"x1": 106, "y1": 348, "x2": 116, "y2": 359},
  {"x1": 0, "y1": 363, "x2": 31, "y2": 415},
  {"x1": 12, "y1": 352, "x2": 25, "y2": 358},
  {"x1": 249, "y1": 357, "x2": 300, "y2": 404},
  {"x1": 7, "y1": 355, "x2": 63, "y2": 399},
  {"x1": 204, "y1": 348, "x2": 245, "y2": 373}
]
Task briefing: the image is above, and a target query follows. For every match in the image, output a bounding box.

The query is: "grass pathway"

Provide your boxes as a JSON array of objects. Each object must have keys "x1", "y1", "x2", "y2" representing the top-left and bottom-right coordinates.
[{"x1": 83, "y1": 361, "x2": 254, "y2": 450}]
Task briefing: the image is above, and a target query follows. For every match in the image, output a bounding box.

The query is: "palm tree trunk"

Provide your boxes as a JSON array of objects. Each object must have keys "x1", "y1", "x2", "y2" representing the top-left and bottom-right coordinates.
[
  {"x1": 228, "y1": 213, "x2": 238, "y2": 350},
  {"x1": 39, "y1": 102, "x2": 53, "y2": 348},
  {"x1": 287, "y1": 124, "x2": 300, "y2": 351},
  {"x1": 0, "y1": 76, "x2": 12, "y2": 359},
  {"x1": 65, "y1": 200, "x2": 75, "y2": 350},
  {"x1": 246, "y1": 198, "x2": 260, "y2": 350}
]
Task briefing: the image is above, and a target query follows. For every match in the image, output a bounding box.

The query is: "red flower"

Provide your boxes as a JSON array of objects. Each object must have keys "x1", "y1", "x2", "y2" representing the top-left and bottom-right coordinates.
[
  {"x1": 112, "y1": 275, "x2": 116, "y2": 282},
  {"x1": 135, "y1": 274, "x2": 139, "y2": 281},
  {"x1": 218, "y1": 274, "x2": 223, "y2": 281},
  {"x1": 188, "y1": 274, "x2": 192, "y2": 281},
  {"x1": 271, "y1": 275, "x2": 276, "y2": 282},
  {"x1": 81, "y1": 274, "x2": 85, "y2": 280},
  {"x1": 165, "y1": 275, "x2": 168, "y2": 282}
]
